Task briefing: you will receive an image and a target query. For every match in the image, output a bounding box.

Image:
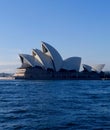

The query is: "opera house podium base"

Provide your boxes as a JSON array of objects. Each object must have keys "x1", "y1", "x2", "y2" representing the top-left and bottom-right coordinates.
[{"x1": 14, "y1": 67, "x2": 104, "y2": 80}]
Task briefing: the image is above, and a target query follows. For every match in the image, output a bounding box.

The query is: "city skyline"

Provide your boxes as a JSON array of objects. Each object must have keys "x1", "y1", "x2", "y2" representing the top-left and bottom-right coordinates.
[{"x1": 0, "y1": 0, "x2": 110, "y2": 73}]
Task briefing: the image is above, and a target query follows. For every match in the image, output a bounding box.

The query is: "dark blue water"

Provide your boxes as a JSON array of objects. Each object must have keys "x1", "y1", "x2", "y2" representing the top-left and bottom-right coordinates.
[{"x1": 0, "y1": 80, "x2": 110, "y2": 130}]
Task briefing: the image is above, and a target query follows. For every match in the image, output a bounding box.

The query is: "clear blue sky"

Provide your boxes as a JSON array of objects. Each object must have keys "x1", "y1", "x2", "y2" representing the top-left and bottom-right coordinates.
[{"x1": 0, "y1": 0, "x2": 110, "y2": 73}]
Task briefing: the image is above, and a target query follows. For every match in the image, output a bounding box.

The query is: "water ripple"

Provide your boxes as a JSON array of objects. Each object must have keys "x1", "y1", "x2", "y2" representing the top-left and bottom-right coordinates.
[{"x1": 0, "y1": 80, "x2": 110, "y2": 129}]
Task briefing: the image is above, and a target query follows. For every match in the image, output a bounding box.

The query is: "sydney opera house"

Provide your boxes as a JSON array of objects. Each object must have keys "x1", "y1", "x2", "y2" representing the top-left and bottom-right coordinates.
[{"x1": 14, "y1": 41, "x2": 105, "y2": 80}]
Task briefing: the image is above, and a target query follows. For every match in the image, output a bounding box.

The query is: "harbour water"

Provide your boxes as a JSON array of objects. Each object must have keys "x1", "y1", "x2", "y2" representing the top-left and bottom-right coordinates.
[{"x1": 0, "y1": 80, "x2": 110, "y2": 130}]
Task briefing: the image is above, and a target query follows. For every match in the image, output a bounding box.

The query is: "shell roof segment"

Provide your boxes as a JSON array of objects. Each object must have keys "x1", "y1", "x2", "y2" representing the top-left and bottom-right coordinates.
[
  {"x1": 19, "y1": 54, "x2": 43, "y2": 67},
  {"x1": 83, "y1": 64, "x2": 105, "y2": 73},
  {"x1": 92, "y1": 64, "x2": 105, "y2": 73},
  {"x1": 83, "y1": 64, "x2": 92, "y2": 72},
  {"x1": 62, "y1": 57, "x2": 81, "y2": 71},
  {"x1": 32, "y1": 49, "x2": 54, "y2": 70},
  {"x1": 41, "y1": 41, "x2": 63, "y2": 71}
]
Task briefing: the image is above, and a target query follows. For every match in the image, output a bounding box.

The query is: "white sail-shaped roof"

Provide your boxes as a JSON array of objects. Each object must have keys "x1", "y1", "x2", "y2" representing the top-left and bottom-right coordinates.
[
  {"x1": 62, "y1": 57, "x2": 81, "y2": 71},
  {"x1": 41, "y1": 41, "x2": 63, "y2": 71},
  {"x1": 19, "y1": 54, "x2": 42, "y2": 68},
  {"x1": 92, "y1": 64, "x2": 105, "y2": 73},
  {"x1": 32, "y1": 49, "x2": 54, "y2": 70},
  {"x1": 83, "y1": 64, "x2": 105, "y2": 73},
  {"x1": 83, "y1": 64, "x2": 92, "y2": 72}
]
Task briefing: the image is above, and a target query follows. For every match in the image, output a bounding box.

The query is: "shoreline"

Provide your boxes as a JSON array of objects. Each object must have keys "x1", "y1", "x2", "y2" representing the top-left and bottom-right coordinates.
[{"x1": 0, "y1": 77, "x2": 15, "y2": 80}]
